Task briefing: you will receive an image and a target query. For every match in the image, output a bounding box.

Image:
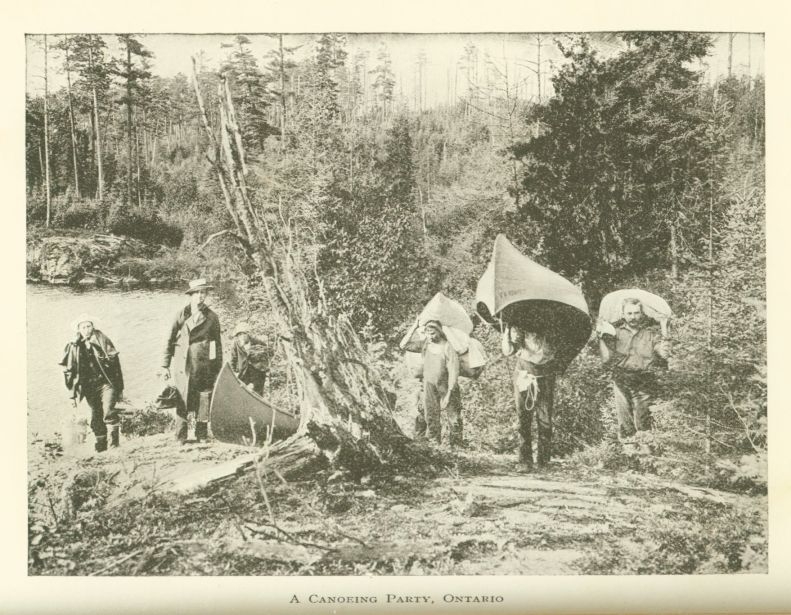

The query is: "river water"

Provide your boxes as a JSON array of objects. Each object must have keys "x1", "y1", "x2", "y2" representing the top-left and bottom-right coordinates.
[{"x1": 27, "y1": 284, "x2": 189, "y2": 436}]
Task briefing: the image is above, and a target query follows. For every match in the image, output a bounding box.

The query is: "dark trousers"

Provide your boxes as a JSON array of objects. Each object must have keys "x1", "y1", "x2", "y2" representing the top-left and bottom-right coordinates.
[
  {"x1": 83, "y1": 382, "x2": 119, "y2": 439},
  {"x1": 175, "y1": 388, "x2": 211, "y2": 441},
  {"x1": 613, "y1": 371, "x2": 654, "y2": 439},
  {"x1": 514, "y1": 375, "x2": 555, "y2": 466},
  {"x1": 416, "y1": 383, "x2": 463, "y2": 446}
]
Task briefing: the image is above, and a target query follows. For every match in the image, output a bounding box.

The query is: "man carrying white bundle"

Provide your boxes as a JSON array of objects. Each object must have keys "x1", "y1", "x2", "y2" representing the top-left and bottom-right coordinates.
[
  {"x1": 597, "y1": 297, "x2": 671, "y2": 444},
  {"x1": 400, "y1": 319, "x2": 463, "y2": 447}
]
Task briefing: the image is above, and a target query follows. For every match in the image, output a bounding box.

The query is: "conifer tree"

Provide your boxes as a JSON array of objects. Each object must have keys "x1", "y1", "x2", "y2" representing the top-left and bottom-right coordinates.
[{"x1": 220, "y1": 35, "x2": 273, "y2": 152}]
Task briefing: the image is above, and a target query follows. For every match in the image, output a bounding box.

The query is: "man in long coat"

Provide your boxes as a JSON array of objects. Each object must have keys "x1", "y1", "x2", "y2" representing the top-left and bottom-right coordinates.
[{"x1": 160, "y1": 279, "x2": 223, "y2": 442}]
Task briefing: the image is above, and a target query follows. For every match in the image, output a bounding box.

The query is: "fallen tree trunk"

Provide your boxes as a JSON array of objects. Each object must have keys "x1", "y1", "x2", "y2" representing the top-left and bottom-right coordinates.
[{"x1": 191, "y1": 59, "x2": 412, "y2": 476}]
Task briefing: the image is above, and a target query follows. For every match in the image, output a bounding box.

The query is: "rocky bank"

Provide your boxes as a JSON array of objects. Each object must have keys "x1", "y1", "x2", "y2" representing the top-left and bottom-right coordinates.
[{"x1": 27, "y1": 230, "x2": 175, "y2": 288}]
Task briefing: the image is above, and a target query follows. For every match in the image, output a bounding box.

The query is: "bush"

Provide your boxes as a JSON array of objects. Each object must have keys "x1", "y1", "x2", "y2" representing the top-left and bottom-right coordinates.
[
  {"x1": 26, "y1": 192, "x2": 47, "y2": 225},
  {"x1": 107, "y1": 208, "x2": 183, "y2": 247},
  {"x1": 56, "y1": 203, "x2": 105, "y2": 230},
  {"x1": 121, "y1": 403, "x2": 175, "y2": 437}
]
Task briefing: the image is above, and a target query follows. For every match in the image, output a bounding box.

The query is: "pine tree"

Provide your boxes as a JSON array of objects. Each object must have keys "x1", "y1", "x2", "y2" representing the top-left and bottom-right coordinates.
[
  {"x1": 220, "y1": 35, "x2": 273, "y2": 152},
  {"x1": 511, "y1": 33, "x2": 718, "y2": 290},
  {"x1": 312, "y1": 33, "x2": 348, "y2": 119},
  {"x1": 116, "y1": 34, "x2": 153, "y2": 206},
  {"x1": 70, "y1": 34, "x2": 112, "y2": 199},
  {"x1": 370, "y1": 43, "x2": 395, "y2": 120},
  {"x1": 263, "y1": 35, "x2": 300, "y2": 151}
]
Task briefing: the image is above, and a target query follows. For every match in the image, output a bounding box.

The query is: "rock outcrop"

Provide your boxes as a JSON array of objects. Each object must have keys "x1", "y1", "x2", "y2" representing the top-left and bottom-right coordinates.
[{"x1": 30, "y1": 233, "x2": 158, "y2": 285}]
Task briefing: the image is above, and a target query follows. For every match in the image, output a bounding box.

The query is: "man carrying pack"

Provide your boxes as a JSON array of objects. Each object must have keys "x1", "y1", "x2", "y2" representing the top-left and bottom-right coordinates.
[
  {"x1": 598, "y1": 297, "x2": 671, "y2": 446},
  {"x1": 400, "y1": 319, "x2": 463, "y2": 447},
  {"x1": 502, "y1": 325, "x2": 558, "y2": 472}
]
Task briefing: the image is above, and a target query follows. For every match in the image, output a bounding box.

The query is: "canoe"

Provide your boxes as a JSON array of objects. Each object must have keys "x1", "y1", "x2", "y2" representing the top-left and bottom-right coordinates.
[
  {"x1": 209, "y1": 363, "x2": 300, "y2": 445},
  {"x1": 475, "y1": 234, "x2": 591, "y2": 372}
]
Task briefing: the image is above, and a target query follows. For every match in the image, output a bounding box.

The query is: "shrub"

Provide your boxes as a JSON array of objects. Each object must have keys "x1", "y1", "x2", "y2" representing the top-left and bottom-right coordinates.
[
  {"x1": 26, "y1": 191, "x2": 47, "y2": 225},
  {"x1": 107, "y1": 209, "x2": 183, "y2": 247},
  {"x1": 56, "y1": 203, "x2": 105, "y2": 230},
  {"x1": 121, "y1": 403, "x2": 175, "y2": 437}
]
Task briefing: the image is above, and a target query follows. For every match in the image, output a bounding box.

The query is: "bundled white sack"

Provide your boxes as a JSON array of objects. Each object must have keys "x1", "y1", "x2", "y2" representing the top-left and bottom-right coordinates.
[
  {"x1": 399, "y1": 293, "x2": 488, "y2": 380},
  {"x1": 459, "y1": 337, "x2": 488, "y2": 379}
]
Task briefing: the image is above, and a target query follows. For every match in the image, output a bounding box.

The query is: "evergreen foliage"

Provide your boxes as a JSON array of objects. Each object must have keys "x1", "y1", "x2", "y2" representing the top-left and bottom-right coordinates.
[{"x1": 26, "y1": 33, "x2": 766, "y2": 480}]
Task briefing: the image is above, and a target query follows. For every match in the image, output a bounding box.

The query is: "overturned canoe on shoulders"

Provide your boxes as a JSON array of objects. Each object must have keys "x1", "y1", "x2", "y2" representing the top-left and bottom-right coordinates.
[{"x1": 210, "y1": 363, "x2": 300, "y2": 445}]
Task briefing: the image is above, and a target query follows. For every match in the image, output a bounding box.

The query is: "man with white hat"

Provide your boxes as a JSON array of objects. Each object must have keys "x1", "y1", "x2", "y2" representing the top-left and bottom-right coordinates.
[
  {"x1": 60, "y1": 315, "x2": 124, "y2": 452},
  {"x1": 160, "y1": 279, "x2": 223, "y2": 443}
]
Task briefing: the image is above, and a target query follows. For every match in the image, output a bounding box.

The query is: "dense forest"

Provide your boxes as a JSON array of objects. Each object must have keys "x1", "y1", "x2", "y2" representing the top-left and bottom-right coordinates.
[{"x1": 26, "y1": 32, "x2": 766, "y2": 498}]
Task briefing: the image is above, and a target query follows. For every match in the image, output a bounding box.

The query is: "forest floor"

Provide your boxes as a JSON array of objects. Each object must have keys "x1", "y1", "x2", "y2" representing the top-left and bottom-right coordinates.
[{"x1": 27, "y1": 426, "x2": 767, "y2": 576}]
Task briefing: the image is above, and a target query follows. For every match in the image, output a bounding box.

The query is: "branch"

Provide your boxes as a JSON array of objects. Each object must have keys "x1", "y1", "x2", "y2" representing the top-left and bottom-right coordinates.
[
  {"x1": 191, "y1": 57, "x2": 243, "y2": 235},
  {"x1": 198, "y1": 229, "x2": 251, "y2": 255},
  {"x1": 462, "y1": 98, "x2": 509, "y2": 122}
]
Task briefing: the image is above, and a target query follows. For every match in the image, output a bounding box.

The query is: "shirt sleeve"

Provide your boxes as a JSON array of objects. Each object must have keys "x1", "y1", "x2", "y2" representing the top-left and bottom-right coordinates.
[
  {"x1": 501, "y1": 326, "x2": 516, "y2": 356},
  {"x1": 653, "y1": 332, "x2": 671, "y2": 360},
  {"x1": 400, "y1": 320, "x2": 423, "y2": 352},
  {"x1": 229, "y1": 344, "x2": 239, "y2": 371},
  {"x1": 446, "y1": 342, "x2": 460, "y2": 391}
]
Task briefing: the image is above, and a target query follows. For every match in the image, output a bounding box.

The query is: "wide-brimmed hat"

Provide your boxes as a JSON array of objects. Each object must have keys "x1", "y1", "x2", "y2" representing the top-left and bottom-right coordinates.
[
  {"x1": 185, "y1": 278, "x2": 214, "y2": 295},
  {"x1": 232, "y1": 322, "x2": 251, "y2": 337},
  {"x1": 70, "y1": 313, "x2": 99, "y2": 332}
]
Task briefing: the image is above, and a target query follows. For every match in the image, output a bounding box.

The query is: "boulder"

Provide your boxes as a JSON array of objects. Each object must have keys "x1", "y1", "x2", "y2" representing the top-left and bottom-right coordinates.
[{"x1": 36, "y1": 234, "x2": 156, "y2": 285}]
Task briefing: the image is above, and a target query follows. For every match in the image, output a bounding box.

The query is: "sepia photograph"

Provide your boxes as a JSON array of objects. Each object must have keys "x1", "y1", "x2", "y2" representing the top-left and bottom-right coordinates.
[
  {"x1": 23, "y1": 28, "x2": 769, "y2": 577},
  {"x1": 6, "y1": 1, "x2": 790, "y2": 612}
]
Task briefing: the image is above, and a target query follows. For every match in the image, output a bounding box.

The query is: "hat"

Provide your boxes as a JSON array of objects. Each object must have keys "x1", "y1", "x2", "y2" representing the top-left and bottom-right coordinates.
[
  {"x1": 232, "y1": 322, "x2": 251, "y2": 337},
  {"x1": 185, "y1": 278, "x2": 214, "y2": 295},
  {"x1": 155, "y1": 385, "x2": 181, "y2": 410},
  {"x1": 71, "y1": 313, "x2": 99, "y2": 332}
]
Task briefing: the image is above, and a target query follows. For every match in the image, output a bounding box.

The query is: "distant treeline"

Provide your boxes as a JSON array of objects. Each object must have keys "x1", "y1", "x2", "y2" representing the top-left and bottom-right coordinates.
[{"x1": 26, "y1": 33, "x2": 764, "y2": 330}]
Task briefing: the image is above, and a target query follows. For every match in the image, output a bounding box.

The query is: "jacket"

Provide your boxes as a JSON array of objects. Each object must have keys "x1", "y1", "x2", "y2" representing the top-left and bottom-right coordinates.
[
  {"x1": 229, "y1": 336, "x2": 269, "y2": 379},
  {"x1": 601, "y1": 317, "x2": 669, "y2": 373},
  {"x1": 60, "y1": 329, "x2": 124, "y2": 400},
  {"x1": 162, "y1": 304, "x2": 223, "y2": 411}
]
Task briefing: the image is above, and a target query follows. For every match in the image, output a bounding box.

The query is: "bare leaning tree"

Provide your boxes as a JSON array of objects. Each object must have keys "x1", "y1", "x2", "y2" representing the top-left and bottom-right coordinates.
[{"x1": 190, "y1": 58, "x2": 413, "y2": 476}]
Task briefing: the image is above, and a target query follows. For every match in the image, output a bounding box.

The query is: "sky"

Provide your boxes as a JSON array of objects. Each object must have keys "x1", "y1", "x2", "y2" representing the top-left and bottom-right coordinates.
[{"x1": 26, "y1": 32, "x2": 764, "y2": 107}]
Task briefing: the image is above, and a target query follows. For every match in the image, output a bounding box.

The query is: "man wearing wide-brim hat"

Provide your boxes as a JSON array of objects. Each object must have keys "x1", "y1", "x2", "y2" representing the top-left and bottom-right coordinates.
[
  {"x1": 59, "y1": 314, "x2": 125, "y2": 452},
  {"x1": 159, "y1": 279, "x2": 223, "y2": 443}
]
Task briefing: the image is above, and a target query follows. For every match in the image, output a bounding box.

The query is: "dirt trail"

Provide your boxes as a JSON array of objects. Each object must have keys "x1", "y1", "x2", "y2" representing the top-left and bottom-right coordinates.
[
  {"x1": 28, "y1": 436, "x2": 766, "y2": 575},
  {"x1": 324, "y1": 452, "x2": 763, "y2": 575}
]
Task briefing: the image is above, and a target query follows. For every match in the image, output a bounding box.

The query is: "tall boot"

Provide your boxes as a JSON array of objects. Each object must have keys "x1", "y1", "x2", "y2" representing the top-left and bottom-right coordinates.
[
  {"x1": 195, "y1": 421, "x2": 208, "y2": 442},
  {"x1": 109, "y1": 425, "x2": 120, "y2": 448},
  {"x1": 95, "y1": 435, "x2": 108, "y2": 453}
]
